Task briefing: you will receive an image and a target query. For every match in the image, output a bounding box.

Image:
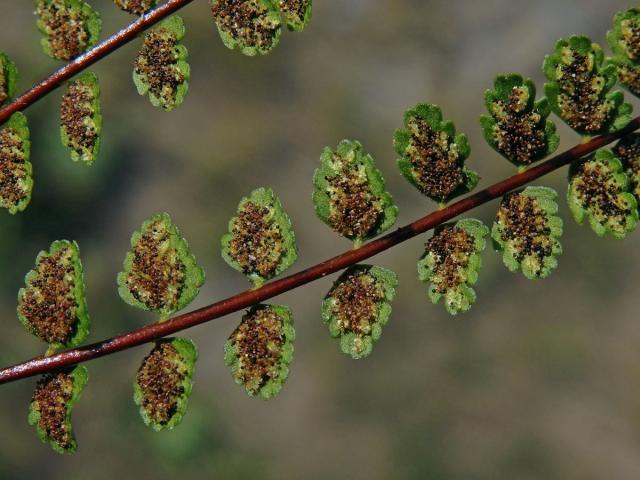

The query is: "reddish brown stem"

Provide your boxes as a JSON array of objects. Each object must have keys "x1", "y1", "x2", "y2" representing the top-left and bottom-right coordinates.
[
  {"x1": 1, "y1": 118, "x2": 638, "y2": 385},
  {"x1": 0, "y1": 0, "x2": 195, "y2": 125}
]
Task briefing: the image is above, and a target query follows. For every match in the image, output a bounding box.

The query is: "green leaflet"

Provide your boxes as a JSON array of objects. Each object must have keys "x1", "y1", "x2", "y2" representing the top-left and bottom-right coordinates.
[
  {"x1": 394, "y1": 103, "x2": 478, "y2": 205},
  {"x1": 60, "y1": 72, "x2": 101, "y2": 165},
  {"x1": 567, "y1": 149, "x2": 638, "y2": 239},
  {"x1": 28, "y1": 366, "x2": 88, "y2": 454},
  {"x1": 492, "y1": 187, "x2": 563, "y2": 280},
  {"x1": 278, "y1": 0, "x2": 312, "y2": 32},
  {"x1": 607, "y1": 8, "x2": 640, "y2": 98},
  {"x1": 0, "y1": 112, "x2": 32, "y2": 214},
  {"x1": 607, "y1": 8, "x2": 640, "y2": 63},
  {"x1": 608, "y1": 60, "x2": 640, "y2": 98},
  {"x1": 17, "y1": 240, "x2": 90, "y2": 352},
  {"x1": 113, "y1": 0, "x2": 159, "y2": 15},
  {"x1": 133, "y1": 16, "x2": 190, "y2": 111},
  {"x1": 321, "y1": 265, "x2": 397, "y2": 359},
  {"x1": 313, "y1": 139, "x2": 398, "y2": 247},
  {"x1": 134, "y1": 338, "x2": 197, "y2": 431},
  {"x1": 418, "y1": 219, "x2": 488, "y2": 315},
  {"x1": 613, "y1": 133, "x2": 640, "y2": 206},
  {"x1": 543, "y1": 35, "x2": 632, "y2": 136},
  {"x1": 224, "y1": 304, "x2": 295, "y2": 400},
  {"x1": 480, "y1": 74, "x2": 559, "y2": 169},
  {"x1": 211, "y1": 0, "x2": 282, "y2": 56},
  {"x1": 0, "y1": 52, "x2": 18, "y2": 106},
  {"x1": 117, "y1": 212, "x2": 205, "y2": 320},
  {"x1": 35, "y1": 0, "x2": 101, "y2": 61},
  {"x1": 221, "y1": 187, "x2": 297, "y2": 287}
]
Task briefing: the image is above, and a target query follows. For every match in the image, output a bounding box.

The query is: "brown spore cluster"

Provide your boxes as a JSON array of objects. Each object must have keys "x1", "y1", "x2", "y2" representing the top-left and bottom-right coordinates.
[
  {"x1": 136, "y1": 342, "x2": 186, "y2": 425},
  {"x1": 60, "y1": 79, "x2": 97, "y2": 158},
  {"x1": 125, "y1": 219, "x2": 186, "y2": 312},
  {"x1": 228, "y1": 201, "x2": 284, "y2": 279},
  {"x1": 617, "y1": 63, "x2": 640, "y2": 97},
  {"x1": 621, "y1": 19, "x2": 640, "y2": 61},
  {"x1": 614, "y1": 136, "x2": 640, "y2": 198},
  {"x1": 327, "y1": 163, "x2": 383, "y2": 239},
  {"x1": 211, "y1": 0, "x2": 279, "y2": 51},
  {"x1": 36, "y1": 0, "x2": 91, "y2": 60},
  {"x1": 425, "y1": 226, "x2": 476, "y2": 294},
  {"x1": 114, "y1": 0, "x2": 155, "y2": 15},
  {"x1": 328, "y1": 270, "x2": 383, "y2": 336},
  {"x1": 491, "y1": 87, "x2": 546, "y2": 164},
  {"x1": 19, "y1": 246, "x2": 78, "y2": 345},
  {"x1": 279, "y1": 0, "x2": 309, "y2": 20},
  {"x1": 32, "y1": 372, "x2": 74, "y2": 450},
  {"x1": 229, "y1": 306, "x2": 285, "y2": 394},
  {"x1": 496, "y1": 194, "x2": 553, "y2": 270},
  {"x1": 556, "y1": 48, "x2": 613, "y2": 133},
  {"x1": 572, "y1": 160, "x2": 633, "y2": 224},
  {"x1": 134, "y1": 28, "x2": 184, "y2": 107},
  {"x1": 405, "y1": 117, "x2": 465, "y2": 201},
  {"x1": 0, "y1": 127, "x2": 29, "y2": 210}
]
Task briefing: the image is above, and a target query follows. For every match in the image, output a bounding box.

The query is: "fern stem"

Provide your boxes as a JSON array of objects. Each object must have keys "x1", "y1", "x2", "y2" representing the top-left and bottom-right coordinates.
[
  {"x1": 1, "y1": 116, "x2": 639, "y2": 385},
  {"x1": 0, "y1": 0, "x2": 195, "y2": 126}
]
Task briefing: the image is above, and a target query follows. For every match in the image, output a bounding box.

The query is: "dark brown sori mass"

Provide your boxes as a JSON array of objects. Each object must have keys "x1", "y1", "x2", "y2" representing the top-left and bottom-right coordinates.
[
  {"x1": 572, "y1": 161, "x2": 632, "y2": 220},
  {"x1": 114, "y1": 0, "x2": 155, "y2": 15},
  {"x1": 211, "y1": 0, "x2": 279, "y2": 50},
  {"x1": 126, "y1": 220, "x2": 186, "y2": 311},
  {"x1": 613, "y1": 136, "x2": 640, "y2": 196},
  {"x1": 621, "y1": 19, "x2": 640, "y2": 61},
  {"x1": 556, "y1": 49, "x2": 613, "y2": 133},
  {"x1": 134, "y1": 29, "x2": 184, "y2": 105},
  {"x1": 19, "y1": 247, "x2": 77, "y2": 345},
  {"x1": 60, "y1": 80, "x2": 96, "y2": 156},
  {"x1": 230, "y1": 306, "x2": 285, "y2": 393},
  {"x1": 329, "y1": 270, "x2": 383, "y2": 335},
  {"x1": 36, "y1": 1, "x2": 90, "y2": 60},
  {"x1": 327, "y1": 169, "x2": 383, "y2": 239},
  {"x1": 229, "y1": 202, "x2": 284, "y2": 278},
  {"x1": 32, "y1": 372, "x2": 74, "y2": 450},
  {"x1": 618, "y1": 63, "x2": 640, "y2": 97},
  {"x1": 279, "y1": 0, "x2": 308, "y2": 19},
  {"x1": 497, "y1": 194, "x2": 553, "y2": 265},
  {"x1": 492, "y1": 88, "x2": 547, "y2": 164},
  {"x1": 0, "y1": 127, "x2": 28, "y2": 209},
  {"x1": 136, "y1": 342, "x2": 186, "y2": 425},
  {"x1": 425, "y1": 226, "x2": 476, "y2": 294},
  {"x1": 406, "y1": 118, "x2": 465, "y2": 201}
]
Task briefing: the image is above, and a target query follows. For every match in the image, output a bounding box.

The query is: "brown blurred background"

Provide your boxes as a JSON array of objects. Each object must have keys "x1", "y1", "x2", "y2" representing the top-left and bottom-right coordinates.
[{"x1": 1, "y1": 0, "x2": 640, "y2": 478}]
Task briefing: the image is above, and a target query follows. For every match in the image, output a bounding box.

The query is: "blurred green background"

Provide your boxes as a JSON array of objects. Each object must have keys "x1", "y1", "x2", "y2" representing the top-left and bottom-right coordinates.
[{"x1": 1, "y1": 0, "x2": 640, "y2": 478}]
